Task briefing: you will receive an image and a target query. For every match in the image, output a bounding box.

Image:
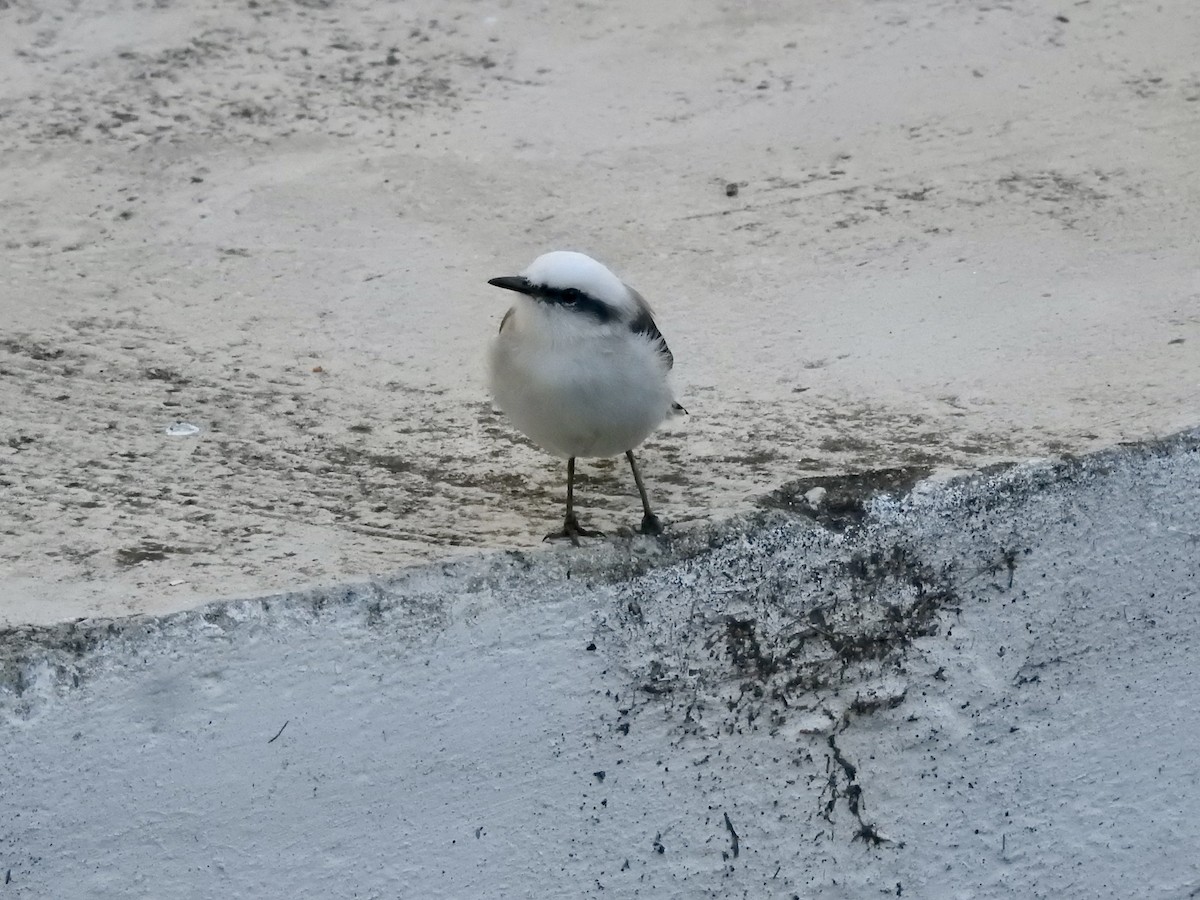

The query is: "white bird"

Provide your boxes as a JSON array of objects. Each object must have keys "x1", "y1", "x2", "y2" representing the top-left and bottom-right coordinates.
[{"x1": 486, "y1": 251, "x2": 683, "y2": 544}]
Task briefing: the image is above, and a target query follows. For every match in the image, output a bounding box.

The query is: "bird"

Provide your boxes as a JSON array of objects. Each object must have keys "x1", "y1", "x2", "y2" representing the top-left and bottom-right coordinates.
[{"x1": 486, "y1": 250, "x2": 683, "y2": 544}]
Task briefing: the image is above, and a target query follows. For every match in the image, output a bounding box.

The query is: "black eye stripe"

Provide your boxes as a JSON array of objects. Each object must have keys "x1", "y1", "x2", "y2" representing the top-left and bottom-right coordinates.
[{"x1": 535, "y1": 285, "x2": 615, "y2": 323}]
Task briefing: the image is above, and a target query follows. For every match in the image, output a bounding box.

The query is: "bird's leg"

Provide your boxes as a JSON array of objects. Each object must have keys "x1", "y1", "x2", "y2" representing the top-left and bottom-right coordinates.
[
  {"x1": 545, "y1": 457, "x2": 604, "y2": 545},
  {"x1": 626, "y1": 450, "x2": 663, "y2": 536}
]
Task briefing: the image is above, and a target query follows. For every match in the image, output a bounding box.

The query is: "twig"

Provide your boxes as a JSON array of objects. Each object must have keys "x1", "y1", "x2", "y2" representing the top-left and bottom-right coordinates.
[
  {"x1": 267, "y1": 720, "x2": 289, "y2": 744},
  {"x1": 723, "y1": 811, "x2": 740, "y2": 859}
]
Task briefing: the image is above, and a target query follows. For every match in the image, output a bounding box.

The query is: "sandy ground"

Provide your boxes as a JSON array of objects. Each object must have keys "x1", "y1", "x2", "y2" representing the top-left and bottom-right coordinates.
[
  {"x1": 5, "y1": 4, "x2": 1200, "y2": 893},
  {"x1": 3, "y1": 433, "x2": 1198, "y2": 898},
  {"x1": 2, "y1": 0, "x2": 1199, "y2": 624}
]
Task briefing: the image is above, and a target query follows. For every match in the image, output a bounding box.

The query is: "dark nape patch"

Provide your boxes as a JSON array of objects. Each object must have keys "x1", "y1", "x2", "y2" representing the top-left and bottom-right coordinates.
[{"x1": 761, "y1": 466, "x2": 933, "y2": 531}]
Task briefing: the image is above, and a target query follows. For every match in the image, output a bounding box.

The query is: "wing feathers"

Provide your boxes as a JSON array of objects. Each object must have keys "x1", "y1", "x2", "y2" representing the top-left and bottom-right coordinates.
[{"x1": 626, "y1": 285, "x2": 674, "y2": 370}]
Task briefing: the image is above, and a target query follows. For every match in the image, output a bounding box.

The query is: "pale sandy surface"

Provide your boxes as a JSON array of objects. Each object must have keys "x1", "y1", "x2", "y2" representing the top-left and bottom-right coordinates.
[{"x1": 2, "y1": 0, "x2": 1198, "y2": 623}]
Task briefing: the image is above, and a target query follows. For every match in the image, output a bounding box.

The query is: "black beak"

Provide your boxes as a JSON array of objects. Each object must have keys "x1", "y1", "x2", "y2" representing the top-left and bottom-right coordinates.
[{"x1": 487, "y1": 275, "x2": 535, "y2": 295}]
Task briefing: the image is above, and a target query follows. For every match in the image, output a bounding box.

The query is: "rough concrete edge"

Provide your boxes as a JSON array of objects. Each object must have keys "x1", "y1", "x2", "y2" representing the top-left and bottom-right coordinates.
[
  {"x1": 2, "y1": 426, "x2": 1196, "y2": 701},
  {"x1": 0, "y1": 512, "x2": 803, "y2": 702}
]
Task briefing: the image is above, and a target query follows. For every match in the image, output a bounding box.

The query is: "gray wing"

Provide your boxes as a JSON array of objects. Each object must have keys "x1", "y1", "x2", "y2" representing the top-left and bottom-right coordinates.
[
  {"x1": 626, "y1": 285, "x2": 674, "y2": 370},
  {"x1": 499, "y1": 307, "x2": 514, "y2": 333}
]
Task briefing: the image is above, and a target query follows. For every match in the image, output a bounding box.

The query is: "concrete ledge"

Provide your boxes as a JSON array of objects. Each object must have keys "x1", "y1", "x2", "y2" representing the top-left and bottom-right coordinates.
[{"x1": 3, "y1": 430, "x2": 1198, "y2": 897}]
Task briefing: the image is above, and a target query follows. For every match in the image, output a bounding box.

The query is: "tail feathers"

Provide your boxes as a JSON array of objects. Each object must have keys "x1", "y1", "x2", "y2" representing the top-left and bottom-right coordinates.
[{"x1": 671, "y1": 401, "x2": 689, "y2": 416}]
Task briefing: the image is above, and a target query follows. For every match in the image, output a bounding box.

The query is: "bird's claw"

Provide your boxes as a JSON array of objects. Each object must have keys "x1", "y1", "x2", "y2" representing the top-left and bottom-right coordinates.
[
  {"x1": 637, "y1": 513, "x2": 664, "y2": 537},
  {"x1": 544, "y1": 516, "x2": 605, "y2": 546}
]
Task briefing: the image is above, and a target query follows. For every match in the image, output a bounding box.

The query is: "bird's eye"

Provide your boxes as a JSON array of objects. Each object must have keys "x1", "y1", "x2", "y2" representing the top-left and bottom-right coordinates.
[{"x1": 562, "y1": 289, "x2": 579, "y2": 305}]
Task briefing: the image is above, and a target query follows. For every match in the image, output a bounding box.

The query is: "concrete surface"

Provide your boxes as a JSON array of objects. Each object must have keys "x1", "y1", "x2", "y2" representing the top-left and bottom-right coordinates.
[
  {"x1": 2, "y1": 430, "x2": 1198, "y2": 898},
  {"x1": 4, "y1": 3, "x2": 1199, "y2": 893},
  {"x1": 3, "y1": 0, "x2": 1199, "y2": 624}
]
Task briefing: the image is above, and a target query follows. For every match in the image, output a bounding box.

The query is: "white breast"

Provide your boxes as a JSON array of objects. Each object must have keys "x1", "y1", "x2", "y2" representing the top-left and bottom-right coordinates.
[{"x1": 487, "y1": 299, "x2": 675, "y2": 459}]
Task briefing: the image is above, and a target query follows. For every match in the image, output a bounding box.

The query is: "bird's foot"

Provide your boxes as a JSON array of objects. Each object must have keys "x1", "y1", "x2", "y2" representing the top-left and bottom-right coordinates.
[
  {"x1": 636, "y1": 513, "x2": 664, "y2": 537},
  {"x1": 544, "y1": 515, "x2": 605, "y2": 546}
]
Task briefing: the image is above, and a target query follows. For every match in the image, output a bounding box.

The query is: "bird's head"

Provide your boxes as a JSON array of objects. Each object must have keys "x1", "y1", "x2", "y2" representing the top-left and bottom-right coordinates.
[{"x1": 487, "y1": 251, "x2": 636, "y2": 324}]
